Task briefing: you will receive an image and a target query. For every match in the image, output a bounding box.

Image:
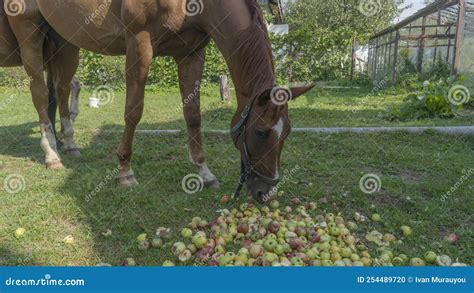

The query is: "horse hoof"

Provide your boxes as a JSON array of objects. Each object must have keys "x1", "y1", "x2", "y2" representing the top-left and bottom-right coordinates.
[
  {"x1": 205, "y1": 179, "x2": 220, "y2": 189},
  {"x1": 46, "y1": 161, "x2": 64, "y2": 169},
  {"x1": 117, "y1": 174, "x2": 139, "y2": 187},
  {"x1": 64, "y1": 148, "x2": 81, "y2": 157}
]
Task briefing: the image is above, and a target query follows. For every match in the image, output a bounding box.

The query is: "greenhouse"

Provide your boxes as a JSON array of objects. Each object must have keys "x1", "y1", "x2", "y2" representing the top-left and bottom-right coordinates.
[{"x1": 368, "y1": 0, "x2": 474, "y2": 82}]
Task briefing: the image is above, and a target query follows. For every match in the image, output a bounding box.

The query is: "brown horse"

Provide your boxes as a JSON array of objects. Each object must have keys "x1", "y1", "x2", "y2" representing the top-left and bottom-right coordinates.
[
  {"x1": 1, "y1": 0, "x2": 81, "y2": 166},
  {"x1": 35, "y1": 0, "x2": 313, "y2": 201}
]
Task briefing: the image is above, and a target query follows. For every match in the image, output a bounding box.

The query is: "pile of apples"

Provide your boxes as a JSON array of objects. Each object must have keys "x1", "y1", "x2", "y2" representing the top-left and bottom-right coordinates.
[{"x1": 138, "y1": 200, "x2": 466, "y2": 267}]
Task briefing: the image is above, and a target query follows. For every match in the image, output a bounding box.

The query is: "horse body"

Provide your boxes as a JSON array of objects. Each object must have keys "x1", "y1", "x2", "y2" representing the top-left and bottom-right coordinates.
[
  {"x1": 38, "y1": 0, "x2": 214, "y2": 58},
  {"x1": 0, "y1": 9, "x2": 21, "y2": 66},
  {"x1": 30, "y1": 0, "x2": 313, "y2": 201}
]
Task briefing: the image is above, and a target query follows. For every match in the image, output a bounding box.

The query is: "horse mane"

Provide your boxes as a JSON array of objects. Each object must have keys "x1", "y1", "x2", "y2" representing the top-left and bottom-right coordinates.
[{"x1": 230, "y1": 0, "x2": 276, "y2": 99}]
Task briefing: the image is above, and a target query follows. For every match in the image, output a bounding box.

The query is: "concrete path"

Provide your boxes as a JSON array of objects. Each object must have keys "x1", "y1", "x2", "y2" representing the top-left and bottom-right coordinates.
[{"x1": 106, "y1": 126, "x2": 474, "y2": 135}]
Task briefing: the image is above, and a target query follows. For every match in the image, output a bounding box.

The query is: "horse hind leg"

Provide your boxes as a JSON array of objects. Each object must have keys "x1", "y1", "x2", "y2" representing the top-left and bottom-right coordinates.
[
  {"x1": 69, "y1": 77, "x2": 81, "y2": 122},
  {"x1": 9, "y1": 17, "x2": 63, "y2": 168},
  {"x1": 175, "y1": 49, "x2": 220, "y2": 189},
  {"x1": 49, "y1": 41, "x2": 81, "y2": 157}
]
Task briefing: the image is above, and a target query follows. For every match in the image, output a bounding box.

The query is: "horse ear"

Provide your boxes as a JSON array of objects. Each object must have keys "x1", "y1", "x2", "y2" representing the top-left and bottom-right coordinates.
[
  {"x1": 258, "y1": 84, "x2": 315, "y2": 106},
  {"x1": 289, "y1": 84, "x2": 315, "y2": 101}
]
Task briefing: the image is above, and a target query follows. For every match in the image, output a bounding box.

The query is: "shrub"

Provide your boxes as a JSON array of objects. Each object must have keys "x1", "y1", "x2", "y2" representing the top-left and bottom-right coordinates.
[{"x1": 386, "y1": 76, "x2": 468, "y2": 121}]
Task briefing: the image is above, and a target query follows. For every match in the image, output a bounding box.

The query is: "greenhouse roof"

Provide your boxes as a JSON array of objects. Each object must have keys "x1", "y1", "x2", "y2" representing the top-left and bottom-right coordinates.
[{"x1": 371, "y1": 0, "x2": 473, "y2": 39}]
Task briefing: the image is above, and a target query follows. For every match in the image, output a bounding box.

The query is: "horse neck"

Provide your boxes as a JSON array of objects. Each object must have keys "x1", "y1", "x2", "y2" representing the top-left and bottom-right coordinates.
[{"x1": 208, "y1": 6, "x2": 276, "y2": 107}]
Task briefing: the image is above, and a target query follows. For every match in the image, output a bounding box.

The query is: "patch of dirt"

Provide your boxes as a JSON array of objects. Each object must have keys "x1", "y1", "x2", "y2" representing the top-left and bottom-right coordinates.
[{"x1": 398, "y1": 170, "x2": 422, "y2": 182}]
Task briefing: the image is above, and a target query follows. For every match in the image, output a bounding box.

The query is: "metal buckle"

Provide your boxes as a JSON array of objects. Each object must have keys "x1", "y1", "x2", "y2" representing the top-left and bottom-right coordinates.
[{"x1": 241, "y1": 105, "x2": 251, "y2": 119}]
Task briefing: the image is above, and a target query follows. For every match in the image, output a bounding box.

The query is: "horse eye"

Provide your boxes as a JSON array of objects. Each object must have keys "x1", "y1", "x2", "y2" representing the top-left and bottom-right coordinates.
[{"x1": 255, "y1": 129, "x2": 270, "y2": 139}]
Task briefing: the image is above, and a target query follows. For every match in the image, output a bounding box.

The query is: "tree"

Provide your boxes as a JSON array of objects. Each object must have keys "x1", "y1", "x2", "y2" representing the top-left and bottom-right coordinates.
[{"x1": 271, "y1": 0, "x2": 399, "y2": 82}]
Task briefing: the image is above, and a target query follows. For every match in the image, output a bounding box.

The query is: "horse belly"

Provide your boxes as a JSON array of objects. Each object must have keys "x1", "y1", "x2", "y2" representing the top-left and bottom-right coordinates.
[
  {"x1": 0, "y1": 13, "x2": 21, "y2": 66},
  {"x1": 37, "y1": 0, "x2": 126, "y2": 55}
]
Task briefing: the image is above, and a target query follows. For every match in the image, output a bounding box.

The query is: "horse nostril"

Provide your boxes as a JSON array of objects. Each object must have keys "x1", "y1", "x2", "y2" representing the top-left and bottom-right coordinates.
[{"x1": 256, "y1": 190, "x2": 264, "y2": 198}]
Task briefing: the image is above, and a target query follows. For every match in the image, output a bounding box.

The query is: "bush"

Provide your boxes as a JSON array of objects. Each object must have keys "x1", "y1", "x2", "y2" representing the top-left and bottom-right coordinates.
[
  {"x1": 386, "y1": 76, "x2": 468, "y2": 121},
  {"x1": 76, "y1": 41, "x2": 229, "y2": 88}
]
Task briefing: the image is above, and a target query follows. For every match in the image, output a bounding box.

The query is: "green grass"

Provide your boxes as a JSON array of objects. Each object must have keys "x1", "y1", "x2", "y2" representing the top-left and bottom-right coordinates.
[{"x1": 0, "y1": 86, "x2": 473, "y2": 266}]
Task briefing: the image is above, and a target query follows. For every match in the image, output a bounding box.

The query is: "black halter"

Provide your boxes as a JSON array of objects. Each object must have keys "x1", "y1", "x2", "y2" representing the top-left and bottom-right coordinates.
[{"x1": 230, "y1": 90, "x2": 281, "y2": 199}]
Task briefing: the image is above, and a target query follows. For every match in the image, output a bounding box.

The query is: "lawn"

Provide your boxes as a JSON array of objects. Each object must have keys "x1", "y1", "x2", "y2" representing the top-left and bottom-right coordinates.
[{"x1": 0, "y1": 86, "x2": 473, "y2": 266}]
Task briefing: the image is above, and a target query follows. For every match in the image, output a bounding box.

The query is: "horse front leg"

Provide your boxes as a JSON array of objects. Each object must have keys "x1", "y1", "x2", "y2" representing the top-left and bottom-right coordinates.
[
  {"x1": 175, "y1": 49, "x2": 220, "y2": 189},
  {"x1": 116, "y1": 30, "x2": 153, "y2": 187}
]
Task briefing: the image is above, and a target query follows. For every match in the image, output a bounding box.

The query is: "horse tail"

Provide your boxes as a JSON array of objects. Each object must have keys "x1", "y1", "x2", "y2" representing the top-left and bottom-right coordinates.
[{"x1": 43, "y1": 29, "x2": 61, "y2": 146}]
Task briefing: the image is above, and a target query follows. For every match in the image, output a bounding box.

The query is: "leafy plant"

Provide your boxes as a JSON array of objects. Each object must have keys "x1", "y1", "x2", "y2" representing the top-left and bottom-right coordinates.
[{"x1": 387, "y1": 76, "x2": 466, "y2": 121}]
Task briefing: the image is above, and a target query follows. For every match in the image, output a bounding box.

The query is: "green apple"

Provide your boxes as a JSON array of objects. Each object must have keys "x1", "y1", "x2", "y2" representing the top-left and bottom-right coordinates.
[
  {"x1": 392, "y1": 257, "x2": 405, "y2": 266},
  {"x1": 306, "y1": 249, "x2": 318, "y2": 260},
  {"x1": 329, "y1": 227, "x2": 340, "y2": 237},
  {"x1": 181, "y1": 228, "x2": 193, "y2": 239},
  {"x1": 320, "y1": 251, "x2": 331, "y2": 260},
  {"x1": 264, "y1": 252, "x2": 279, "y2": 263},
  {"x1": 14, "y1": 227, "x2": 26, "y2": 238},
  {"x1": 382, "y1": 233, "x2": 396, "y2": 243},
  {"x1": 321, "y1": 260, "x2": 333, "y2": 266},
  {"x1": 124, "y1": 257, "x2": 137, "y2": 266},
  {"x1": 151, "y1": 238, "x2": 163, "y2": 248},
  {"x1": 350, "y1": 253, "x2": 361, "y2": 262},
  {"x1": 269, "y1": 200, "x2": 279, "y2": 209},
  {"x1": 371, "y1": 214, "x2": 381, "y2": 222},
  {"x1": 410, "y1": 257, "x2": 425, "y2": 266},
  {"x1": 274, "y1": 244, "x2": 285, "y2": 256},
  {"x1": 424, "y1": 251, "x2": 437, "y2": 263},
  {"x1": 172, "y1": 242, "x2": 186, "y2": 256},
  {"x1": 218, "y1": 255, "x2": 233, "y2": 266},
  {"x1": 291, "y1": 257, "x2": 304, "y2": 266},
  {"x1": 400, "y1": 225, "x2": 413, "y2": 237},
  {"x1": 136, "y1": 233, "x2": 147, "y2": 243},
  {"x1": 192, "y1": 234, "x2": 207, "y2": 249}
]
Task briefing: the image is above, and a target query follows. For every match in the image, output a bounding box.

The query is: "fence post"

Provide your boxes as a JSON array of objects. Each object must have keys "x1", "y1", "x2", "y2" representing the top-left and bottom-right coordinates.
[
  {"x1": 453, "y1": 0, "x2": 466, "y2": 75},
  {"x1": 350, "y1": 37, "x2": 357, "y2": 81},
  {"x1": 220, "y1": 75, "x2": 230, "y2": 102}
]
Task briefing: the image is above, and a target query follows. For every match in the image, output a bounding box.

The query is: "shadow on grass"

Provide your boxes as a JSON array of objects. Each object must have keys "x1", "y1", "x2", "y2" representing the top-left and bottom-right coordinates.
[{"x1": 0, "y1": 245, "x2": 37, "y2": 266}]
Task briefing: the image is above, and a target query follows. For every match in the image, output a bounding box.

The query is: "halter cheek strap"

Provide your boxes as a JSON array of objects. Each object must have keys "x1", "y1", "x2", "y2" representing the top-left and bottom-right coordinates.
[{"x1": 230, "y1": 88, "x2": 281, "y2": 199}]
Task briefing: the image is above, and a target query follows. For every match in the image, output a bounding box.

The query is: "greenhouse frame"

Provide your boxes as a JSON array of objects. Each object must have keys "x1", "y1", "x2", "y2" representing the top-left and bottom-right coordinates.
[{"x1": 368, "y1": 0, "x2": 474, "y2": 82}]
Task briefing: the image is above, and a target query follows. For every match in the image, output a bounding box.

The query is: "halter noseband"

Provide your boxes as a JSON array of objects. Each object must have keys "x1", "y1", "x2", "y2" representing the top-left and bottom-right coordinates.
[{"x1": 230, "y1": 89, "x2": 281, "y2": 199}]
